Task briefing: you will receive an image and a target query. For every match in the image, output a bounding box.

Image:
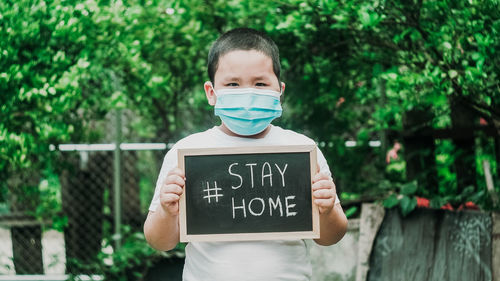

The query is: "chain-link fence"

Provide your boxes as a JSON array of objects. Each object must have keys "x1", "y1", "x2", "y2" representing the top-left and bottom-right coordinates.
[
  {"x1": 0, "y1": 145, "x2": 166, "y2": 275},
  {"x1": 0, "y1": 139, "x2": 167, "y2": 277}
]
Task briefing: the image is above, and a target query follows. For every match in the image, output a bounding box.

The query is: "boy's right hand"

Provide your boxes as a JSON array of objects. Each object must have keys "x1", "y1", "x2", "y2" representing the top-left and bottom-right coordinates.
[{"x1": 159, "y1": 167, "x2": 185, "y2": 216}]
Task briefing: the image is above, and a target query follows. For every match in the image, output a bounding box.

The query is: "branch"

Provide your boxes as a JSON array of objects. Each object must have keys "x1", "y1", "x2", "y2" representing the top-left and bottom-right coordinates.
[
  {"x1": 415, "y1": 0, "x2": 423, "y2": 24},
  {"x1": 152, "y1": 97, "x2": 171, "y2": 132},
  {"x1": 457, "y1": 95, "x2": 500, "y2": 118}
]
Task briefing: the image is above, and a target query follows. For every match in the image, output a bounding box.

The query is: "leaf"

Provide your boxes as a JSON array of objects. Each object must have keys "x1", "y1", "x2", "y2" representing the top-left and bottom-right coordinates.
[
  {"x1": 400, "y1": 180, "x2": 418, "y2": 195},
  {"x1": 344, "y1": 206, "x2": 358, "y2": 218},
  {"x1": 383, "y1": 193, "x2": 399, "y2": 208},
  {"x1": 469, "y1": 191, "x2": 485, "y2": 203},
  {"x1": 410, "y1": 29, "x2": 422, "y2": 41},
  {"x1": 430, "y1": 196, "x2": 446, "y2": 209},
  {"x1": 387, "y1": 72, "x2": 398, "y2": 80},
  {"x1": 110, "y1": 91, "x2": 127, "y2": 109},
  {"x1": 393, "y1": 28, "x2": 413, "y2": 44},
  {"x1": 471, "y1": 52, "x2": 483, "y2": 61},
  {"x1": 358, "y1": 5, "x2": 381, "y2": 28},
  {"x1": 400, "y1": 196, "x2": 417, "y2": 216}
]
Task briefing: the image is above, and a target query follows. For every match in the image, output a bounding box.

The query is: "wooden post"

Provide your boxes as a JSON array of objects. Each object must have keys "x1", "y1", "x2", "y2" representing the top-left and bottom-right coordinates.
[
  {"x1": 7, "y1": 168, "x2": 44, "y2": 274},
  {"x1": 356, "y1": 203, "x2": 385, "y2": 281},
  {"x1": 492, "y1": 212, "x2": 500, "y2": 281},
  {"x1": 60, "y1": 152, "x2": 107, "y2": 274},
  {"x1": 122, "y1": 150, "x2": 143, "y2": 231},
  {"x1": 495, "y1": 136, "x2": 500, "y2": 181},
  {"x1": 483, "y1": 160, "x2": 499, "y2": 206},
  {"x1": 368, "y1": 209, "x2": 492, "y2": 281},
  {"x1": 10, "y1": 225, "x2": 43, "y2": 274}
]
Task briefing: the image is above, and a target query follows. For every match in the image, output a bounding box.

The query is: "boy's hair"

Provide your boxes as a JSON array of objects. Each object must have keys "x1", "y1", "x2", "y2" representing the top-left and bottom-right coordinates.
[{"x1": 207, "y1": 28, "x2": 281, "y2": 83}]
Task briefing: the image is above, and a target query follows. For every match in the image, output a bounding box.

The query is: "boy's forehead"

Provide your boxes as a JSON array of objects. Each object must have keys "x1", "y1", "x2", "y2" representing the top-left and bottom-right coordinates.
[
  {"x1": 215, "y1": 49, "x2": 276, "y2": 80},
  {"x1": 220, "y1": 74, "x2": 269, "y2": 80}
]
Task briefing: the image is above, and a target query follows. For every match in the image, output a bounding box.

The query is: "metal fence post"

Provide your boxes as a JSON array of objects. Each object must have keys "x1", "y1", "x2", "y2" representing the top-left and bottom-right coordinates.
[{"x1": 114, "y1": 109, "x2": 122, "y2": 250}]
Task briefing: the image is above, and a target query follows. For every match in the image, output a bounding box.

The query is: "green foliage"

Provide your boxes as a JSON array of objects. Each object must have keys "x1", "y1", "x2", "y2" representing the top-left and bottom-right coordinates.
[
  {"x1": 399, "y1": 196, "x2": 417, "y2": 217},
  {"x1": 344, "y1": 206, "x2": 358, "y2": 218},
  {"x1": 36, "y1": 169, "x2": 68, "y2": 231},
  {"x1": 430, "y1": 185, "x2": 486, "y2": 209},
  {"x1": 383, "y1": 194, "x2": 399, "y2": 209},
  {"x1": 383, "y1": 181, "x2": 418, "y2": 216},
  {"x1": 1, "y1": 0, "x2": 499, "y2": 219},
  {"x1": 258, "y1": 0, "x2": 500, "y2": 211},
  {"x1": 97, "y1": 230, "x2": 157, "y2": 281},
  {"x1": 67, "y1": 226, "x2": 183, "y2": 281},
  {"x1": 0, "y1": 2, "x2": 498, "y2": 277}
]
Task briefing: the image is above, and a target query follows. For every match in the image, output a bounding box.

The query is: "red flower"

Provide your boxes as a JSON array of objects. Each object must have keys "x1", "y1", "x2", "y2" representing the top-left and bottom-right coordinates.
[
  {"x1": 457, "y1": 201, "x2": 480, "y2": 211},
  {"x1": 416, "y1": 197, "x2": 430, "y2": 208},
  {"x1": 441, "y1": 203, "x2": 453, "y2": 211}
]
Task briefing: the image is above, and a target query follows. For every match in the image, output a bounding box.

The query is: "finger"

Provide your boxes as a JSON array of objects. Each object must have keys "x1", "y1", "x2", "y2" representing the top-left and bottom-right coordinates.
[
  {"x1": 312, "y1": 179, "x2": 333, "y2": 191},
  {"x1": 167, "y1": 167, "x2": 185, "y2": 179},
  {"x1": 161, "y1": 199, "x2": 179, "y2": 215},
  {"x1": 162, "y1": 184, "x2": 184, "y2": 195},
  {"x1": 165, "y1": 174, "x2": 185, "y2": 187},
  {"x1": 160, "y1": 193, "x2": 180, "y2": 204},
  {"x1": 312, "y1": 172, "x2": 330, "y2": 183},
  {"x1": 314, "y1": 198, "x2": 335, "y2": 208},
  {"x1": 313, "y1": 188, "x2": 335, "y2": 199}
]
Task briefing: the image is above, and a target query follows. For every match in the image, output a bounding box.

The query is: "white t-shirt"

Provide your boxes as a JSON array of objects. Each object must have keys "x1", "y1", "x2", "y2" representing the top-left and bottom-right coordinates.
[{"x1": 149, "y1": 125, "x2": 338, "y2": 281}]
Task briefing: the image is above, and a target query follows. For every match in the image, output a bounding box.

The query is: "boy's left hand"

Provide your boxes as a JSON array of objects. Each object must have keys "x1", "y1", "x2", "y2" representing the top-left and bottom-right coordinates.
[{"x1": 312, "y1": 172, "x2": 337, "y2": 214}]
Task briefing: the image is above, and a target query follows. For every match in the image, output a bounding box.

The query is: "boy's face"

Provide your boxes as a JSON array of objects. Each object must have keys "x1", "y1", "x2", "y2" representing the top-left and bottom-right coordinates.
[{"x1": 204, "y1": 50, "x2": 284, "y2": 106}]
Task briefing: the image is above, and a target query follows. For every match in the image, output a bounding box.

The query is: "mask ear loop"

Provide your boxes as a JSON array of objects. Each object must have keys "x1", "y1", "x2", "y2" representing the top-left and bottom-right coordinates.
[
  {"x1": 209, "y1": 81, "x2": 218, "y2": 97},
  {"x1": 278, "y1": 80, "x2": 285, "y2": 104}
]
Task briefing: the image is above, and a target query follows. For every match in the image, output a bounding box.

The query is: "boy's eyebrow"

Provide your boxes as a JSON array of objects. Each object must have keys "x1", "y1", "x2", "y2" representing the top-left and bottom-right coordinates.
[
  {"x1": 252, "y1": 75, "x2": 268, "y2": 80},
  {"x1": 219, "y1": 75, "x2": 273, "y2": 82},
  {"x1": 220, "y1": 75, "x2": 241, "y2": 81},
  {"x1": 229, "y1": 75, "x2": 270, "y2": 80}
]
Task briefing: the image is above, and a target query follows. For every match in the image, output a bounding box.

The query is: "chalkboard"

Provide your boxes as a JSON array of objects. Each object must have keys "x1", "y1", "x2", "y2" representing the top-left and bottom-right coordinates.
[{"x1": 178, "y1": 145, "x2": 319, "y2": 242}]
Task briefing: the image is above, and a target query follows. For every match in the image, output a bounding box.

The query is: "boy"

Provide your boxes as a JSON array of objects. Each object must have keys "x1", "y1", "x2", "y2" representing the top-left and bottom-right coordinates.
[{"x1": 144, "y1": 28, "x2": 348, "y2": 281}]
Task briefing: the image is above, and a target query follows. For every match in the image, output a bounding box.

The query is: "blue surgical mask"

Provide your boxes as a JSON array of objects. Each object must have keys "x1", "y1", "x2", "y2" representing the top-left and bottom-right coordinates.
[{"x1": 214, "y1": 87, "x2": 282, "y2": 136}]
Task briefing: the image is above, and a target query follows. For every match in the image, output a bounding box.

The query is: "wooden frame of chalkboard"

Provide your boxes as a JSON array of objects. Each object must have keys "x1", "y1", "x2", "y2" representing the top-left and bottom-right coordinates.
[{"x1": 178, "y1": 145, "x2": 320, "y2": 242}]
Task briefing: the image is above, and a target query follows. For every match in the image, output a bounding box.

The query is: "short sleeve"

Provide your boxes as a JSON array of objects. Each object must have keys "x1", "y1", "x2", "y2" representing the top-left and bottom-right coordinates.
[
  {"x1": 316, "y1": 147, "x2": 340, "y2": 205},
  {"x1": 148, "y1": 146, "x2": 179, "y2": 212}
]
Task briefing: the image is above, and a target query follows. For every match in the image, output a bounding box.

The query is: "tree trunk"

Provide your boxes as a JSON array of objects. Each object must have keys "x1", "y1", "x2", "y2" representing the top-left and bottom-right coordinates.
[
  {"x1": 450, "y1": 98, "x2": 477, "y2": 195},
  {"x1": 402, "y1": 108, "x2": 438, "y2": 195},
  {"x1": 494, "y1": 124, "x2": 500, "y2": 179}
]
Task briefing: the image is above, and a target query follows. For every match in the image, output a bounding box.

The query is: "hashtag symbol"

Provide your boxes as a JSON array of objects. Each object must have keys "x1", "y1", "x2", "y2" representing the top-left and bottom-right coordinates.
[{"x1": 203, "y1": 181, "x2": 223, "y2": 204}]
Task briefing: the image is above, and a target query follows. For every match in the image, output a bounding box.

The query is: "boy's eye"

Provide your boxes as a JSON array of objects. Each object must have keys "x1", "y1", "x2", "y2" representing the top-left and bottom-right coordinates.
[
  {"x1": 256, "y1": 83, "x2": 267, "y2": 87},
  {"x1": 226, "y1": 83, "x2": 239, "y2": 87}
]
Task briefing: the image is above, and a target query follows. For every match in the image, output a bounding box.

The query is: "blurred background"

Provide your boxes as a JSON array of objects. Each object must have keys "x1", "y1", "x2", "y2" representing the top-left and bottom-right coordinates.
[{"x1": 1, "y1": 0, "x2": 499, "y2": 280}]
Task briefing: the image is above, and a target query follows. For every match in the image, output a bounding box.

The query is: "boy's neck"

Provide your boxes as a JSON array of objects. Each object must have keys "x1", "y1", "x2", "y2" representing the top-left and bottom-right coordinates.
[{"x1": 218, "y1": 123, "x2": 272, "y2": 139}]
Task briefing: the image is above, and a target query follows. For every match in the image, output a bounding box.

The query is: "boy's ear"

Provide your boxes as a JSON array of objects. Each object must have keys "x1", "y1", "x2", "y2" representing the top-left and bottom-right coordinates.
[
  {"x1": 204, "y1": 81, "x2": 216, "y2": 106},
  {"x1": 280, "y1": 82, "x2": 286, "y2": 103}
]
